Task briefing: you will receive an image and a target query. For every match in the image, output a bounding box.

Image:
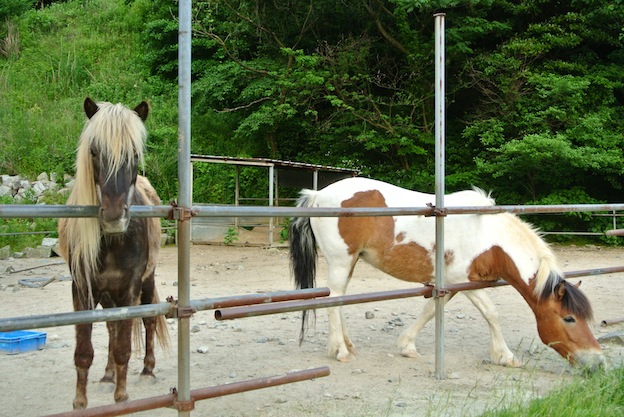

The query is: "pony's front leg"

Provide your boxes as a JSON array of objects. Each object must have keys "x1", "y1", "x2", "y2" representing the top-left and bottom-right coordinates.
[
  {"x1": 111, "y1": 319, "x2": 133, "y2": 403},
  {"x1": 462, "y1": 290, "x2": 521, "y2": 367},
  {"x1": 73, "y1": 322, "x2": 94, "y2": 410},
  {"x1": 398, "y1": 294, "x2": 453, "y2": 358},
  {"x1": 99, "y1": 322, "x2": 116, "y2": 388}
]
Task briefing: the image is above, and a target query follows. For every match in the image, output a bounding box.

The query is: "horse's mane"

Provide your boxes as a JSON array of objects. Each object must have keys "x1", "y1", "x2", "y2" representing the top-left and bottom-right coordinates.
[
  {"x1": 59, "y1": 101, "x2": 148, "y2": 308},
  {"x1": 504, "y1": 213, "x2": 593, "y2": 320}
]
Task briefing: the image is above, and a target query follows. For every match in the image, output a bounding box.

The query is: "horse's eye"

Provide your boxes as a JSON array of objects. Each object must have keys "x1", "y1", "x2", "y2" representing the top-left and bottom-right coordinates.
[{"x1": 563, "y1": 316, "x2": 576, "y2": 324}]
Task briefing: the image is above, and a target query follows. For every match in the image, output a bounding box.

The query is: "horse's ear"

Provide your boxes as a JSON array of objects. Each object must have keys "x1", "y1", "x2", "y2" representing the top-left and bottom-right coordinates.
[
  {"x1": 555, "y1": 282, "x2": 567, "y2": 301},
  {"x1": 134, "y1": 101, "x2": 149, "y2": 122},
  {"x1": 84, "y1": 97, "x2": 99, "y2": 119}
]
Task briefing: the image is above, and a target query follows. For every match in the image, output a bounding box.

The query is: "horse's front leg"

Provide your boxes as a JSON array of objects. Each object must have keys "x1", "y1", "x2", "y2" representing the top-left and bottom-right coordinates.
[
  {"x1": 99, "y1": 322, "x2": 116, "y2": 387},
  {"x1": 73, "y1": 322, "x2": 94, "y2": 409},
  {"x1": 462, "y1": 289, "x2": 521, "y2": 367},
  {"x1": 111, "y1": 319, "x2": 133, "y2": 403},
  {"x1": 398, "y1": 293, "x2": 453, "y2": 358}
]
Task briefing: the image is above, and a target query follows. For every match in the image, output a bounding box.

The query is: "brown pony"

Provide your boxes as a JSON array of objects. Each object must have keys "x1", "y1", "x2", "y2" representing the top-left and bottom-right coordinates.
[
  {"x1": 290, "y1": 177, "x2": 605, "y2": 370},
  {"x1": 58, "y1": 97, "x2": 168, "y2": 409}
]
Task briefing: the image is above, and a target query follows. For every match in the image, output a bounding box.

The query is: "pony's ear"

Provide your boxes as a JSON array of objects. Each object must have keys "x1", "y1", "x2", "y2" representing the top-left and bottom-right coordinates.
[
  {"x1": 555, "y1": 282, "x2": 567, "y2": 301},
  {"x1": 84, "y1": 97, "x2": 99, "y2": 119},
  {"x1": 134, "y1": 101, "x2": 149, "y2": 122}
]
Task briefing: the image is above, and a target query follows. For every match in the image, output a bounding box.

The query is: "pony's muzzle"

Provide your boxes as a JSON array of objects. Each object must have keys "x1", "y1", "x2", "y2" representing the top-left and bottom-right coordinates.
[
  {"x1": 572, "y1": 349, "x2": 606, "y2": 372},
  {"x1": 99, "y1": 203, "x2": 130, "y2": 235}
]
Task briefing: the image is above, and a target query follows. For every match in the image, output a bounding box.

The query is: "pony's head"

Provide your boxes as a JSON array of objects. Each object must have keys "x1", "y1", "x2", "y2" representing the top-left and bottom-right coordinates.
[
  {"x1": 533, "y1": 273, "x2": 604, "y2": 371},
  {"x1": 77, "y1": 97, "x2": 148, "y2": 234}
]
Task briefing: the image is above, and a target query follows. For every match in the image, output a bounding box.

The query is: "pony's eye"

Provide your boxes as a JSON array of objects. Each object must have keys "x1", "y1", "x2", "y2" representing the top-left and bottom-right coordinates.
[{"x1": 563, "y1": 316, "x2": 576, "y2": 324}]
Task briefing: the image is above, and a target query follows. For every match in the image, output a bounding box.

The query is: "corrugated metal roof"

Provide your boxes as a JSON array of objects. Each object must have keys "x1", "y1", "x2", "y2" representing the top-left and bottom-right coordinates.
[{"x1": 190, "y1": 154, "x2": 360, "y2": 174}]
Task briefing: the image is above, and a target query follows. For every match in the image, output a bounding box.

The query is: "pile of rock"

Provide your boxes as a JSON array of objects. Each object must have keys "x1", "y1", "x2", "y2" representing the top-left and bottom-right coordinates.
[
  {"x1": 0, "y1": 172, "x2": 73, "y2": 203},
  {"x1": 0, "y1": 238, "x2": 60, "y2": 260}
]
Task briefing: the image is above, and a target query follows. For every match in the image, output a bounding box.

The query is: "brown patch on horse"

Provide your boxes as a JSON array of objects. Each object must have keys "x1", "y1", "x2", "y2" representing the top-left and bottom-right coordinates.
[
  {"x1": 338, "y1": 190, "x2": 433, "y2": 282},
  {"x1": 468, "y1": 245, "x2": 522, "y2": 283}
]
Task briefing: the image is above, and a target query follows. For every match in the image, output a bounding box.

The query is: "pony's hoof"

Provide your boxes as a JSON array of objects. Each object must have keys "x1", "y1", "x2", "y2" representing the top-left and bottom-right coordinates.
[
  {"x1": 491, "y1": 354, "x2": 522, "y2": 368},
  {"x1": 138, "y1": 374, "x2": 157, "y2": 386},
  {"x1": 337, "y1": 353, "x2": 354, "y2": 363},
  {"x1": 114, "y1": 392, "x2": 129, "y2": 403},
  {"x1": 506, "y1": 357, "x2": 523, "y2": 368},
  {"x1": 401, "y1": 348, "x2": 421, "y2": 359},
  {"x1": 96, "y1": 381, "x2": 116, "y2": 394},
  {"x1": 72, "y1": 398, "x2": 87, "y2": 410}
]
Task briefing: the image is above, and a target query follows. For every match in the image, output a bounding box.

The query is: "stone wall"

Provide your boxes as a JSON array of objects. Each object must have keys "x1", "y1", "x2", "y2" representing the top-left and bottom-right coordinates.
[{"x1": 0, "y1": 172, "x2": 73, "y2": 203}]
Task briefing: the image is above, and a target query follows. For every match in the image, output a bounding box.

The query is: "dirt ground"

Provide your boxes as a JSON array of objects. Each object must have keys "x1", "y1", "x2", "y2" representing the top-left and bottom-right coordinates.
[{"x1": 1, "y1": 229, "x2": 624, "y2": 417}]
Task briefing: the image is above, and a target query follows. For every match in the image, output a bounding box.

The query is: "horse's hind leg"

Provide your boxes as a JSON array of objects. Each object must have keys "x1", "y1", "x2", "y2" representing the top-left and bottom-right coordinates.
[
  {"x1": 326, "y1": 261, "x2": 357, "y2": 362},
  {"x1": 398, "y1": 293, "x2": 453, "y2": 358},
  {"x1": 462, "y1": 289, "x2": 521, "y2": 367},
  {"x1": 139, "y1": 277, "x2": 157, "y2": 381}
]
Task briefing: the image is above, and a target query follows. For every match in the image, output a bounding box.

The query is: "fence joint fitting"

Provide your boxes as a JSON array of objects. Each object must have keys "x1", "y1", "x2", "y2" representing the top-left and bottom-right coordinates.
[
  {"x1": 432, "y1": 287, "x2": 451, "y2": 298},
  {"x1": 165, "y1": 296, "x2": 197, "y2": 319},
  {"x1": 425, "y1": 203, "x2": 447, "y2": 217},
  {"x1": 167, "y1": 201, "x2": 194, "y2": 222},
  {"x1": 170, "y1": 388, "x2": 195, "y2": 412}
]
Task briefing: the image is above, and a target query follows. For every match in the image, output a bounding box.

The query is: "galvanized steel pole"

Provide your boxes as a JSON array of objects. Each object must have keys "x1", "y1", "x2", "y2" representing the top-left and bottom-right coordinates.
[
  {"x1": 434, "y1": 12, "x2": 446, "y2": 380},
  {"x1": 178, "y1": 0, "x2": 193, "y2": 414}
]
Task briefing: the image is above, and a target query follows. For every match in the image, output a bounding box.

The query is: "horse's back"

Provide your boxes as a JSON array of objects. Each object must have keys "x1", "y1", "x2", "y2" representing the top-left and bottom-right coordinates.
[{"x1": 312, "y1": 177, "x2": 493, "y2": 209}]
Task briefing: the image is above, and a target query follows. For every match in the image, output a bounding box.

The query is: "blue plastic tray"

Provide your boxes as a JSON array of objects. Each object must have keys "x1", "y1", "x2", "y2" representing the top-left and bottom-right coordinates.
[{"x1": 0, "y1": 330, "x2": 47, "y2": 354}]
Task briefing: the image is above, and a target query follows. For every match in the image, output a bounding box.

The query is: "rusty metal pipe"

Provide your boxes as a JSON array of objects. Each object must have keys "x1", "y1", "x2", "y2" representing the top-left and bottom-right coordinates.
[
  {"x1": 601, "y1": 317, "x2": 624, "y2": 327},
  {"x1": 216, "y1": 286, "x2": 436, "y2": 320},
  {"x1": 190, "y1": 287, "x2": 330, "y2": 311},
  {"x1": 215, "y1": 264, "x2": 624, "y2": 321},
  {"x1": 43, "y1": 367, "x2": 330, "y2": 417}
]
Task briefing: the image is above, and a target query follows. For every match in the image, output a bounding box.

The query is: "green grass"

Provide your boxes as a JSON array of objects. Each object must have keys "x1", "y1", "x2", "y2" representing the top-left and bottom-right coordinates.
[{"x1": 479, "y1": 366, "x2": 624, "y2": 417}]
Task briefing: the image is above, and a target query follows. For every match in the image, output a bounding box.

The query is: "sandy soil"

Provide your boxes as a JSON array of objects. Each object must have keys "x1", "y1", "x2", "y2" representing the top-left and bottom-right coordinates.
[{"x1": 1, "y1": 231, "x2": 623, "y2": 417}]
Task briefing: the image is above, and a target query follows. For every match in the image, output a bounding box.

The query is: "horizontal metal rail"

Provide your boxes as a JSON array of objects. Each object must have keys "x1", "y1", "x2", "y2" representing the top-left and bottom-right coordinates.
[
  {"x1": 2, "y1": 202, "x2": 624, "y2": 219},
  {"x1": 215, "y1": 266, "x2": 624, "y2": 321},
  {"x1": 3, "y1": 265, "x2": 624, "y2": 332},
  {"x1": 44, "y1": 366, "x2": 330, "y2": 417},
  {"x1": 0, "y1": 288, "x2": 330, "y2": 332}
]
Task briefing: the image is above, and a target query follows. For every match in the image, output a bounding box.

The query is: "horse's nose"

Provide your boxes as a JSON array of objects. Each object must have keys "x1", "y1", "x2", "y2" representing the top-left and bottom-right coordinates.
[
  {"x1": 574, "y1": 349, "x2": 606, "y2": 373},
  {"x1": 99, "y1": 197, "x2": 129, "y2": 234}
]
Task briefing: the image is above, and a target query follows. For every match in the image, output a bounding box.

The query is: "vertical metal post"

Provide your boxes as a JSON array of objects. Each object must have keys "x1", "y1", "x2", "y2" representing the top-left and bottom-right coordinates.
[
  {"x1": 434, "y1": 12, "x2": 446, "y2": 380},
  {"x1": 235, "y1": 166, "x2": 240, "y2": 228},
  {"x1": 268, "y1": 164, "x2": 274, "y2": 246},
  {"x1": 178, "y1": 0, "x2": 192, "y2": 414}
]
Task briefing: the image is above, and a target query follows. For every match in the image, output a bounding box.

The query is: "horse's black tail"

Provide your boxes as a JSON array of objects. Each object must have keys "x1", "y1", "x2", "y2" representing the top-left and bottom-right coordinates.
[{"x1": 289, "y1": 190, "x2": 318, "y2": 344}]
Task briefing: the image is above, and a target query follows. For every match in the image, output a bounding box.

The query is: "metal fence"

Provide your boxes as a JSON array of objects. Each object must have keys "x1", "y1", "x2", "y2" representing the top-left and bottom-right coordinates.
[{"x1": 2, "y1": 11, "x2": 624, "y2": 417}]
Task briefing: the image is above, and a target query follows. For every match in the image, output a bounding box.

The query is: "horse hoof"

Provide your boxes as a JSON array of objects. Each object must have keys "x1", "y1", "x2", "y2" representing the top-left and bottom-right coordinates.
[
  {"x1": 336, "y1": 351, "x2": 354, "y2": 362},
  {"x1": 138, "y1": 374, "x2": 157, "y2": 386},
  {"x1": 401, "y1": 348, "x2": 421, "y2": 359},
  {"x1": 506, "y1": 357, "x2": 523, "y2": 368},
  {"x1": 97, "y1": 381, "x2": 116, "y2": 394},
  {"x1": 72, "y1": 399, "x2": 87, "y2": 410},
  {"x1": 114, "y1": 393, "x2": 129, "y2": 403}
]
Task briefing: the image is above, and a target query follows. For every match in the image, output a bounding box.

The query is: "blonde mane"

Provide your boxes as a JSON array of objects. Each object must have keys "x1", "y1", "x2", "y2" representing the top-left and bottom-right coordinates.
[
  {"x1": 58, "y1": 101, "x2": 147, "y2": 308},
  {"x1": 502, "y1": 213, "x2": 563, "y2": 297}
]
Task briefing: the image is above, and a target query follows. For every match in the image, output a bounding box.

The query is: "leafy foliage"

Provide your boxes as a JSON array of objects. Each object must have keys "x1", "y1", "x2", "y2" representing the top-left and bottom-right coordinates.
[{"x1": 1, "y1": 0, "x2": 624, "y2": 241}]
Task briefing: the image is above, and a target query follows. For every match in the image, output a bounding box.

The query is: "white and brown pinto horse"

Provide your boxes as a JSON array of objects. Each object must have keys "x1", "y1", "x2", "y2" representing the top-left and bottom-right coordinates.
[
  {"x1": 58, "y1": 98, "x2": 168, "y2": 409},
  {"x1": 290, "y1": 177, "x2": 604, "y2": 370}
]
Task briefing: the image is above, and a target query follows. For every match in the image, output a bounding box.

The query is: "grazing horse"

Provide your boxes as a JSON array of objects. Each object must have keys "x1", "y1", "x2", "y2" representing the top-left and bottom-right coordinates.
[
  {"x1": 290, "y1": 177, "x2": 604, "y2": 370},
  {"x1": 58, "y1": 97, "x2": 168, "y2": 409}
]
